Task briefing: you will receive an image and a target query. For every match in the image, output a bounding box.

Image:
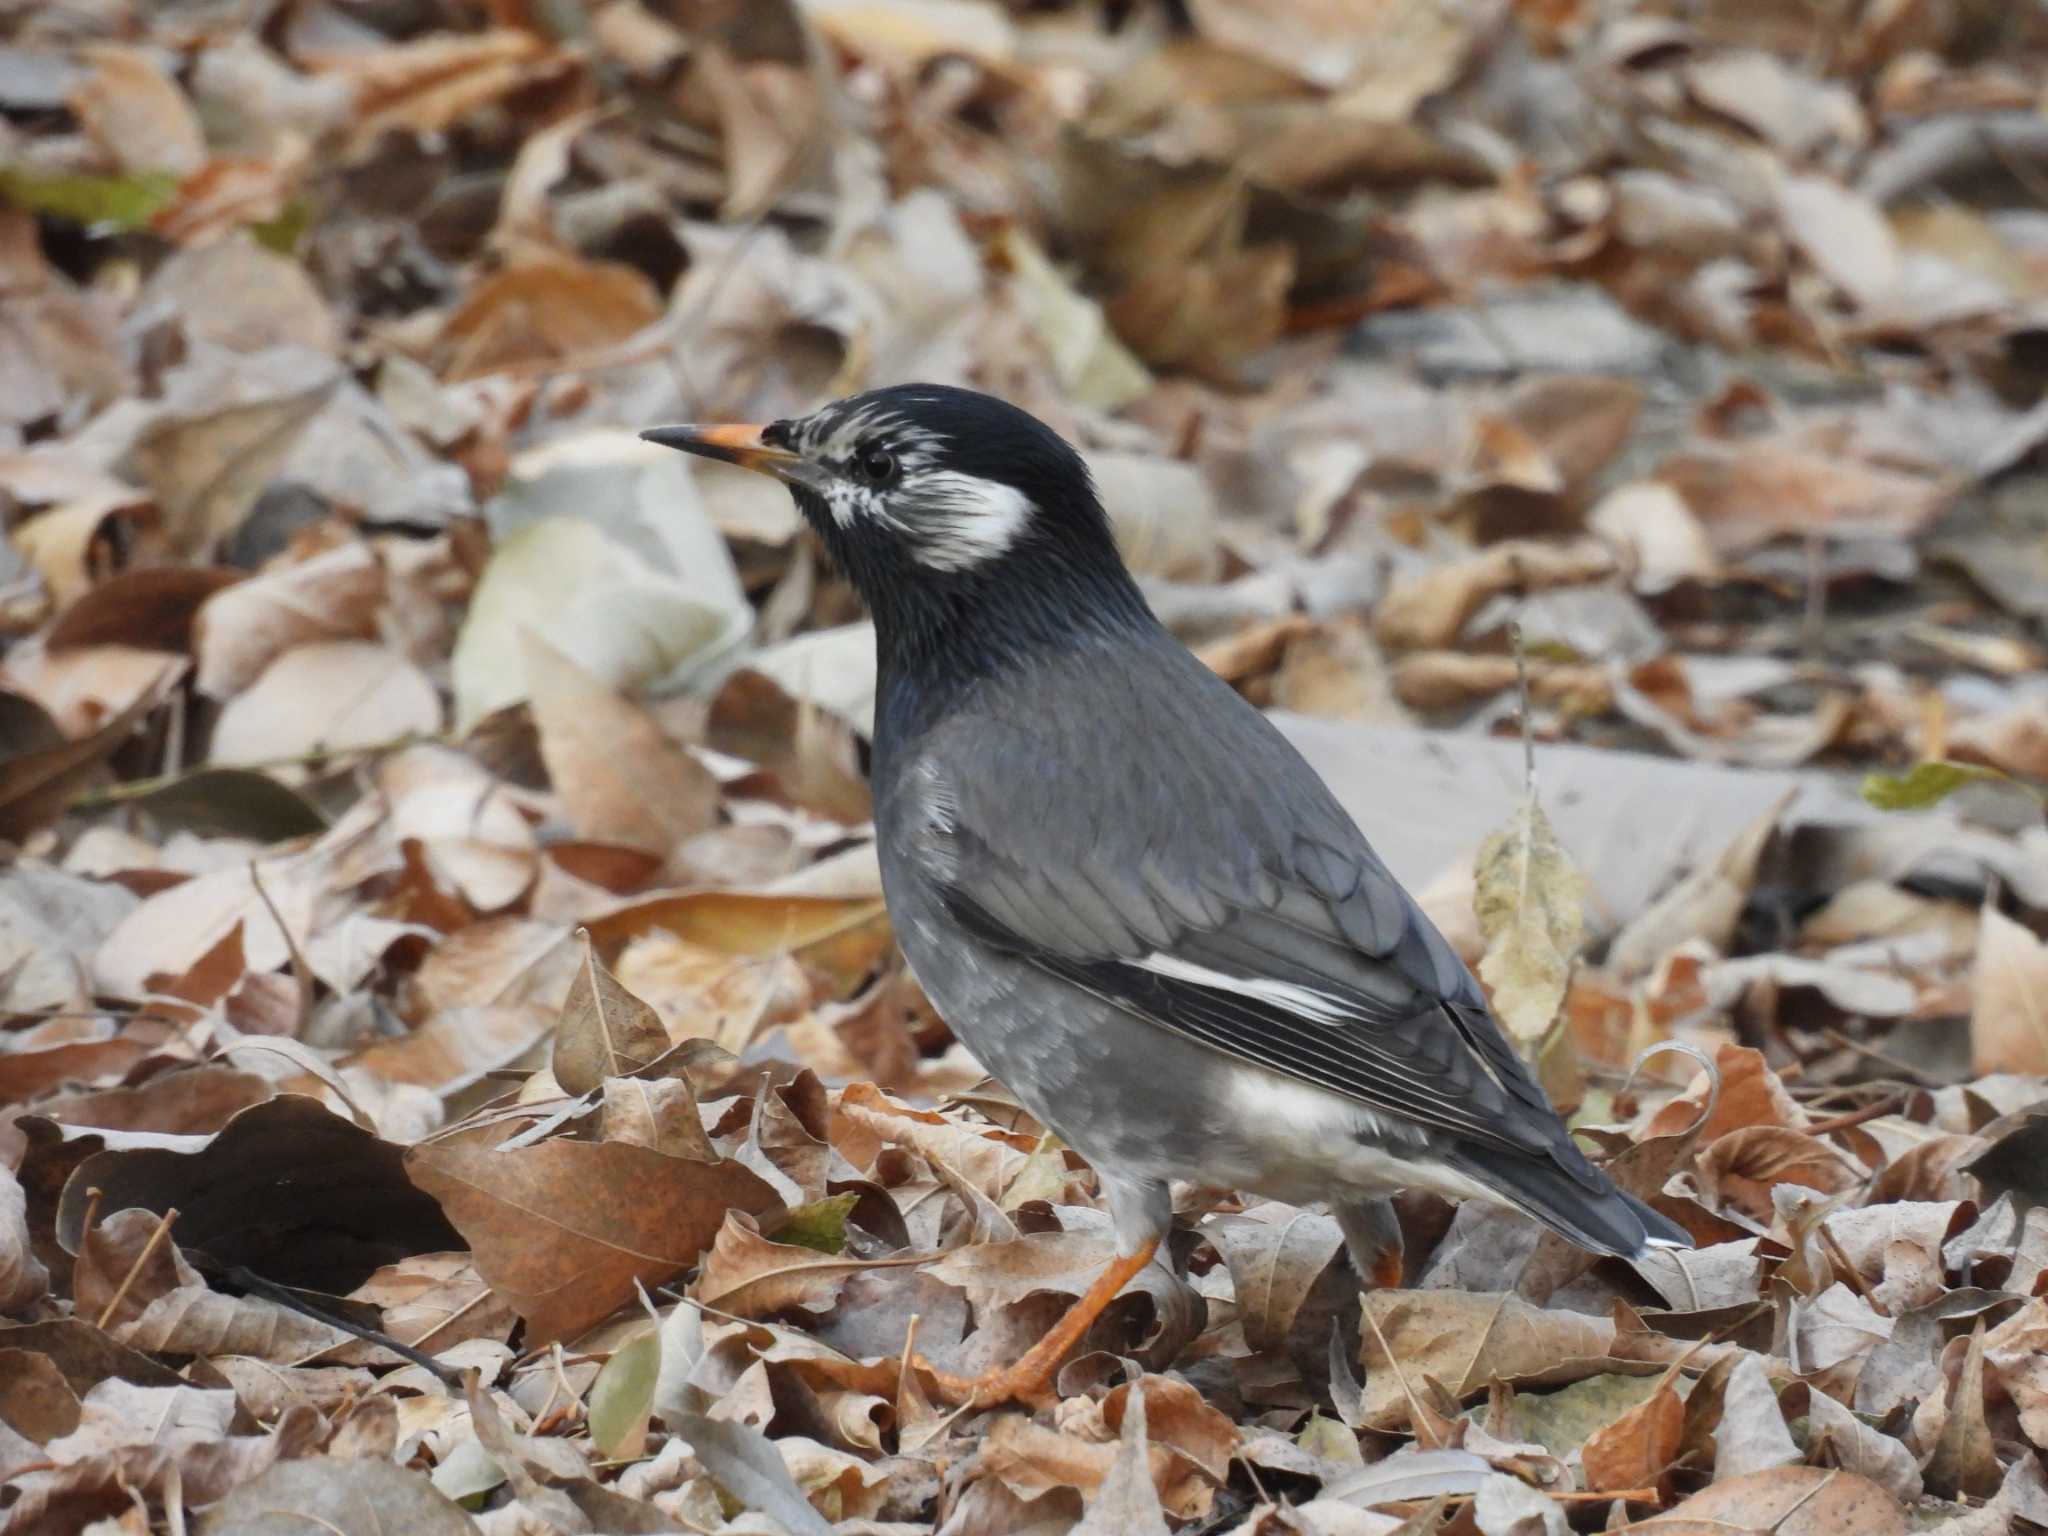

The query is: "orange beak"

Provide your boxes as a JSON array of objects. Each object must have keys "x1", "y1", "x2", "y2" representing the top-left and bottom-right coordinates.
[{"x1": 640, "y1": 422, "x2": 806, "y2": 480}]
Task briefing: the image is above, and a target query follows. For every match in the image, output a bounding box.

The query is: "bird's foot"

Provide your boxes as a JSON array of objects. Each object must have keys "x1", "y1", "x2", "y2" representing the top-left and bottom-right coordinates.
[{"x1": 910, "y1": 1238, "x2": 1161, "y2": 1412}]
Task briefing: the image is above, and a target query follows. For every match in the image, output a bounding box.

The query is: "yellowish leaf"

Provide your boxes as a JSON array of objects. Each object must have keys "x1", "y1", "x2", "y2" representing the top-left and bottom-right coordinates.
[{"x1": 1473, "y1": 795, "x2": 1586, "y2": 1044}]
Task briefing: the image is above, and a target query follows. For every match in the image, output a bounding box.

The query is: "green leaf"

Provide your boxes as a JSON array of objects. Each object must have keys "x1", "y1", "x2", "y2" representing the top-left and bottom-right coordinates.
[
  {"x1": 587, "y1": 1327, "x2": 660, "y2": 1459},
  {"x1": 0, "y1": 168, "x2": 178, "y2": 230},
  {"x1": 1860, "y1": 760, "x2": 2038, "y2": 813},
  {"x1": 251, "y1": 200, "x2": 314, "y2": 254},
  {"x1": 114, "y1": 767, "x2": 329, "y2": 841},
  {"x1": 775, "y1": 1193, "x2": 859, "y2": 1255}
]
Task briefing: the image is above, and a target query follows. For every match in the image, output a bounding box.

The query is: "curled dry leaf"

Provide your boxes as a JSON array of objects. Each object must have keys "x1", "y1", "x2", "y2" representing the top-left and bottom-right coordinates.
[{"x1": 1203, "y1": 1205, "x2": 1346, "y2": 1354}]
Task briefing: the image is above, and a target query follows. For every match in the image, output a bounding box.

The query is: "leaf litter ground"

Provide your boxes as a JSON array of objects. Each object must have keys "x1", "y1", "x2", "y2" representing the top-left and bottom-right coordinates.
[{"x1": 3, "y1": 0, "x2": 2048, "y2": 1532}]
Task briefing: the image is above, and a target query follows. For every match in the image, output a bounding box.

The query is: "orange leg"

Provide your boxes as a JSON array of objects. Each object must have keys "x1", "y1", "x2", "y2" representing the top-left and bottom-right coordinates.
[{"x1": 919, "y1": 1238, "x2": 1160, "y2": 1410}]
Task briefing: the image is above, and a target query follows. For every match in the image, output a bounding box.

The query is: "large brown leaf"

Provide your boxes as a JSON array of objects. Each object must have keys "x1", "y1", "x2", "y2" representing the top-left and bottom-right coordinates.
[
  {"x1": 1356, "y1": 1290, "x2": 1641, "y2": 1430},
  {"x1": 404, "y1": 1130, "x2": 779, "y2": 1344}
]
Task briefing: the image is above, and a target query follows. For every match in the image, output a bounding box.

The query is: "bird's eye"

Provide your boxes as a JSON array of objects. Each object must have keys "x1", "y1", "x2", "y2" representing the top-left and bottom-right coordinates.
[{"x1": 857, "y1": 447, "x2": 898, "y2": 484}]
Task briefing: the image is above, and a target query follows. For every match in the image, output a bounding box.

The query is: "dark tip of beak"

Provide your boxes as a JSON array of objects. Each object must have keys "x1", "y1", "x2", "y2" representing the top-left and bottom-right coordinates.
[{"x1": 640, "y1": 423, "x2": 805, "y2": 482}]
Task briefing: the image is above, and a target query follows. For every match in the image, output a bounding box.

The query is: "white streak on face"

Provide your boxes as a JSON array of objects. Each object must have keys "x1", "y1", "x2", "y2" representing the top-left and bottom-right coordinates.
[{"x1": 905, "y1": 473, "x2": 1034, "y2": 571}]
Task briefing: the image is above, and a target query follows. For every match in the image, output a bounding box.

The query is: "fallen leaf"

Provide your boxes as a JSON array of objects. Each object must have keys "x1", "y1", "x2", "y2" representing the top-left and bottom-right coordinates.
[
  {"x1": 1474, "y1": 795, "x2": 1587, "y2": 1045},
  {"x1": 437, "y1": 255, "x2": 662, "y2": 380},
  {"x1": 197, "y1": 1457, "x2": 478, "y2": 1535},
  {"x1": 209, "y1": 641, "x2": 441, "y2": 771},
  {"x1": 551, "y1": 933, "x2": 673, "y2": 1097},
  {"x1": 521, "y1": 630, "x2": 719, "y2": 857},
  {"x1": 1970, "y1": 903, "x2": 2048, "y2": 1076},
  {"x1": 1805, "y1": 1387, "x2": 1923, "y2": 1503},
  {"x1": 692, "y1": 1209, "x2": 918, "y2": 1318},
  {"x1": 1204, "y1": 1205, "x2": 1346, "y2": 1354},
  {"x1": 45, "y1": 566, "x2": 244, "y2": 654},
  {"x1": 1714, "y1": 1350, "x2": 1802, "y2": 1479},
  {"x1": 1374, "y1": 540, "x2": 1618, "y2": 651},
  {"x1": 404, "y1": 1129, "x2": 779, "y2": 1344},
  {"x1": 1923, "y1": 1321, "x2": 2003, "y2": 1498},
  {"x1": 1637, "y1": 1466, "x2": 1903, "y2": 1535},
  {"x1": 68, "y1": 45, "x2": 206, "y2": 177},
  {"x1": 192, "y1": 541, "x2": 383, "y2": 699},
  {"x1": 1, "y1": 1164, "x2": 48, "y2": 1312},
  {"x1": 1581, "y1": 1366, "x2": 1683, "y2": 1491},
  {"x1": 1357, "y1": 1291, "x2": 1635, "y2": 1430},
  {"x1": 1075, "y1": 1375, "x2": 1173, "y2": 1536},
  {"x1": 587, "y1": 1326, "x2": 659, "y2": 1461}
]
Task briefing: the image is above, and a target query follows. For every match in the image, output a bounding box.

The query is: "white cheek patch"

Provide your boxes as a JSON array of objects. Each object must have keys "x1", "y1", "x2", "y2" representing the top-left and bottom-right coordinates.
[{"x1": 904, "y1": 472, "x2": 1035, "y2": 571}]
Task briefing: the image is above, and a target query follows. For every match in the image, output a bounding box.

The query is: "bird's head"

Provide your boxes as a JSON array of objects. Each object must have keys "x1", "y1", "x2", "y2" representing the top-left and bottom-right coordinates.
[{"x1": 643, "y1": 385, "x2": 1148, "y2": 670}]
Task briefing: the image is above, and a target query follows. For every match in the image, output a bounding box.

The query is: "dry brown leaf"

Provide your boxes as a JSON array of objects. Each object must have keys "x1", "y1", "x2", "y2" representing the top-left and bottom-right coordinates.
[
  {"x1": 1970, "y1": 902, "x2": 2048, "y2": 1076},
  {"x1": 46, "y1": 567, "x2": 245, "y2": 654},
  {"x1": 1581, "y1": 1368, "x2": 1682, "y2": 1491},
  {"x1": 1655, "y1": 435, "x2": 1951, "y2": 556},
  {"x1": 1374, "y1": 540, "x2": 1618, "y2": 651},
  {"x1": 1357, "y1": 1291, "x2": 1634, "y2": 1430},
  {"x1": 1983, "y1": 1297, "x2": 2048, "y2": 1451},
  {"x1": 1076, "y1": 1376, "x2": 1175, "y2": 1536},
  {"x1": 1589, "y1": 481, "x2": 1721, "y2": 592},
  {"x1": 209, "y1": 641, "x2": 441, "y2": 770},
  {"x1": 1922, "y1": 1321, "x2": 2002, "y2": 1498},
  {"x1": 586, "y1": 889, "x2": 892, "y2": 999},
  {"x1": 68, "y1": 45, "x2": 207, "y2": 177},
  {"x1": 73, "y1": 1207, "x2": 349, "y2": 1359},
  {"x1": 343, "y1": 1251, "x2": 518, "y2": 1360},
  {"x1": 192, "y1": 541, "x2": 383, "y2": 699},
  {"x1": 551, "y1": 932, "x2": 673, "y2": 1097},
  {"x1": 1204, "y1": 1206, "x2": 1346, "y2": 1354},
  {"x1": 602, "y1": 1074, "x2": 716, "y2": 1162},
  {"x1": 1607, "y1": 793, "x2": 1791, "y2": 980},
  {"x1": 404, "y1": 1128, "x2": 779, "y2": 1345},
  {"x1": 304, "y1": 29, "x2": 553, "y2": 153},
  {"x1": 1637, "y1": 1466, "x2": 1903, "y2": 1536},
  {"x1": 1645, "y1": 1044, "x2": 1806, "y2": 1142},
  {"x1": 522, "y1": 630, "x2": 720, "y2": 858},
  {"x1": 437, "y1": 256, "x2": 663, "y2": 381},
  {"x1": 691, "y1": 1210, "x2": 919, "y2": 1318},
  {"x1": 0, "y1": 1164, "x2": 48, "y2": 1312},
  {"x1": 0, "y1": 672, "x2": 171, "y2": 843}
]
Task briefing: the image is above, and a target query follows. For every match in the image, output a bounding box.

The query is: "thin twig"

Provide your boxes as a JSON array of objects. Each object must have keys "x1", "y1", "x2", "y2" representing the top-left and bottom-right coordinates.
[{"x1": 96, "y1": 1205, "x2": 179, "y2": 1329}]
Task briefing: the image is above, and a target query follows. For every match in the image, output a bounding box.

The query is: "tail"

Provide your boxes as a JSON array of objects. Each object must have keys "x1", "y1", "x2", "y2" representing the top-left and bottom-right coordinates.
[{"x1": 1452, "y1": 1141, "x2": 1692, "y2": 1259}]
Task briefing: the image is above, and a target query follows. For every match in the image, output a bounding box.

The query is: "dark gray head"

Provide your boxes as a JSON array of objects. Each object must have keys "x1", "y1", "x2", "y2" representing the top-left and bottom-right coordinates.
[{"x1": 643, "y1": 385, "x2": 1152, "y2": 685}]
